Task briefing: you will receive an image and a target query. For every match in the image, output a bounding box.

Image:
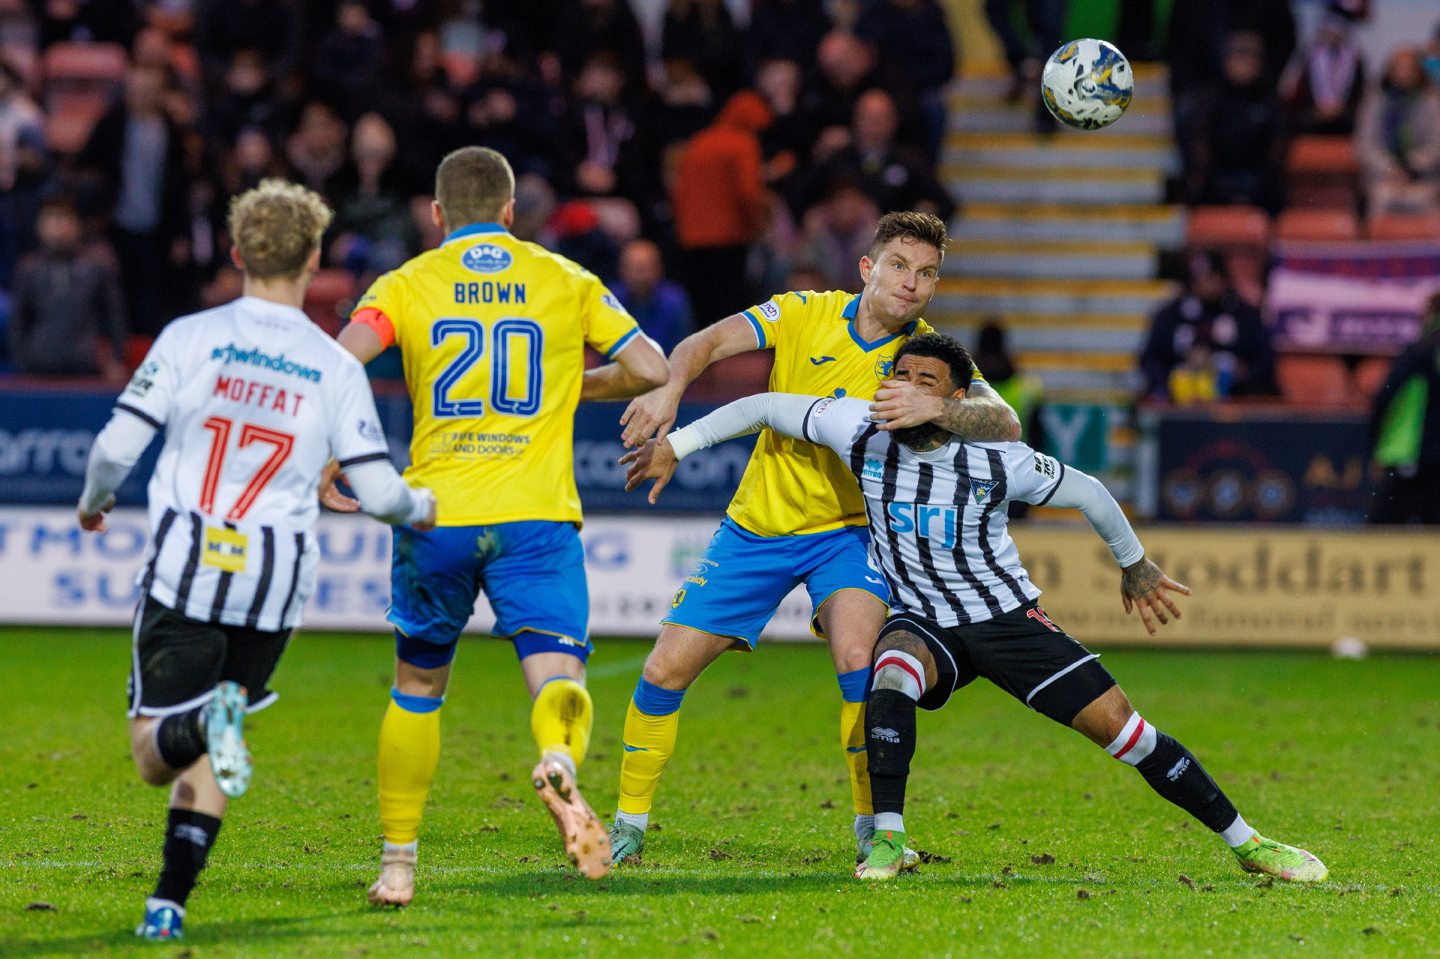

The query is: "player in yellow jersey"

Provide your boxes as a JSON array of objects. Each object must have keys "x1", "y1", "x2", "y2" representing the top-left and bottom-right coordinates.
[
  {"x1": 607, "y1": 212, "x2": 1021, "y2": 865},
  {"x1": 332, "y1": 147, "x2": 668, "y2": 901}
]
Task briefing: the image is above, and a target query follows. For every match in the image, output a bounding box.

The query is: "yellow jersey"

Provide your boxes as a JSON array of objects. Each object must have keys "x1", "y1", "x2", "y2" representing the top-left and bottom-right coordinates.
[
  {"x1": 354, "y1": 223, "x2": 641, "y2": 526},
  {"x1": 729, "y1": 290, "x2": 934, "y2": 537}
]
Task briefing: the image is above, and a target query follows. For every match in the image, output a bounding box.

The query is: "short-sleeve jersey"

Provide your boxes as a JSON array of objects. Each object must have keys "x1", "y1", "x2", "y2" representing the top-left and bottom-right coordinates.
[
  {"x1": 117, "y1": 296, "x2": 392, "y2": 631},
  {"x1": 727, "y1": 290, "x2": 934, "y2": 536},
  {"x1": 802, "y1": 395, "x2": 1064, "y2": 627},
  {"x1": 355, "y1": 223, "x2": 641, "y2": 526}
]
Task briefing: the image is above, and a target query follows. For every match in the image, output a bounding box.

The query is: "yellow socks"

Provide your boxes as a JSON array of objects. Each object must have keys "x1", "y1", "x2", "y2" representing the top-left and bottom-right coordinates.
[
  {"x1": 530, "y1": 677, "x2": 593, "y2": 767},
  {"x1": 616, "y1": 678, "x2": 684, "y2": 817},
  {"x1": 838, "y1": 669, "x2": 873, "y2": 816},
  {"x1": 377, "y1": 691, "x2": 442, "y2": 845}
]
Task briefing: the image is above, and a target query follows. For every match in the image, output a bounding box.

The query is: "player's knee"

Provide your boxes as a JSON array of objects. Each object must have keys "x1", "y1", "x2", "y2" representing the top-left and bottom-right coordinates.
[
  {"x1": 871, "y1": 649, "x2": 927, "y2": 702},
  {"x1": 1102, "y1": 711, "x2": 1158, "y2": 766}
]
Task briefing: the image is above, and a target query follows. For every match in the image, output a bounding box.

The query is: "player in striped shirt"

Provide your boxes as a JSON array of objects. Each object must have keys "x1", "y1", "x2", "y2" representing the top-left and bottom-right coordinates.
[
  {"x1": 626, "y1": 332, "x2": 1328, "y2": 884},
  {"x1": 77, "y1": 180, "x2": 437, "y2": 941}
]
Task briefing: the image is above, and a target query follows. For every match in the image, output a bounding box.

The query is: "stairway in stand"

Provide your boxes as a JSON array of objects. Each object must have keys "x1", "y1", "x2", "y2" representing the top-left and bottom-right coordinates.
[{"x1": 935, "y1": 63, "x2": 1182, "y2": 503}]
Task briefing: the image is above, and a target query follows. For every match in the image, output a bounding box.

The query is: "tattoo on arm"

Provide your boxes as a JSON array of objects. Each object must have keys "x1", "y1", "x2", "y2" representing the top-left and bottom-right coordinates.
[
  {"x1": 934, "y1": 382, "x2": 1022, "y2": 442},
  {"x1": 1121, "y1": 558, "x2": 1163, "y2": 599}
]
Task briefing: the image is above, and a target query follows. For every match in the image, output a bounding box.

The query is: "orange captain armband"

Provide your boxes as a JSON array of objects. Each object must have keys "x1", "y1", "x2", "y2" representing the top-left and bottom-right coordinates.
[{"x1": 349, "y1": 306, "x2": 396, "y2": 349}]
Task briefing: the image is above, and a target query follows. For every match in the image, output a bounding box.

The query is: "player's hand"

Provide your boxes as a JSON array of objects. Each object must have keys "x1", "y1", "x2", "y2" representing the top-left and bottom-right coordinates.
[
  {"x1": 410, "y1": 488, "x2": 438, "y2": 533},
  {"x1": 620, "y1": 437, "x2": 678, "y2": 504},
  {"x1": 871, "y1": 380, "x2": 943, "y2": 430},
  {"x1": 77, "y1": 494, "x2": 115, "y2": 533},
  {"x1": 619, "y1": 385, "x2": 681, "y2": 448},
  {"x1": 1120, "y1": 557, "x2": 1192, "y2": 636},
  {"x1": 319, "y1": 459, "x2": 360, "y2": 513}
]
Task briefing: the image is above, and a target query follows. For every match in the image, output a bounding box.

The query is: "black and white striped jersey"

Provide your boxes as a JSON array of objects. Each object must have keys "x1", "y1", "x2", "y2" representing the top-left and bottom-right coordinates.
[
  {"x1": 103, "y1": 297, "x2": 395, "y2": 631},
  {"x1": 800, "y1": 395, "x2": 1067, "y2": 627}
]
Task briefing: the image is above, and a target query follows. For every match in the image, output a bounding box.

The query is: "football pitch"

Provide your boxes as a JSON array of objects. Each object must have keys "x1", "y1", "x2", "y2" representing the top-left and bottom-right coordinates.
[{"x1": 2, "y1": 629, "x2": 1436, "y2": 958}]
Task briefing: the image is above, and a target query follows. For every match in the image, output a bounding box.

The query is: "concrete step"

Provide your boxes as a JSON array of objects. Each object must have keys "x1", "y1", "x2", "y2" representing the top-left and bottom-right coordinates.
[
  {"x1": 1017, "y1": 350, "x2": 1138, "y2": 373},
  {"x1": 950, "y1": 203, "x2": 1185, "y2": 246},
  {"x1": 948, "y1": 104, "x2": 1173, "y2": 136},
  {"x1": 933, "y1": 276, "x2": 1176, "y2": 316},
  {"x1": 1031, "y1": 367, "x2": 1145, "y2": 393},
  {"x1": 945, "y1": 131, "x2": 1179, "y2": 174},
  {"x1": 944, "y1": 239, "x2": 1156, "y2": 280},
  {"x1": 938, "y1": 311, "x2": 1150, "y2": 332},
  {"x1": 951, "y1": 62, "x2": 1170, "y2": 99},
  {"x1": 942, "y1": 324, "x2": 1147, "y2": 355},
  {"x1": 946, "y1": 166, "x2": 1164, "y2": 204}
]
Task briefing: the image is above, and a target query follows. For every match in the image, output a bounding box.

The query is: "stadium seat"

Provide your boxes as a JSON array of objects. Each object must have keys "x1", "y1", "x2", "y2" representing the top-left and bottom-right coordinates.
[
  {"x1": 44, "y1": 100, "x2": 107, "y2": 154},
  {"x1": 1275, "y1": 208, "x2": 1360, "y2": 242},
  {"x1": 1185, "y1": 206, "x2": 1270, "y2": 250},
  {"x1": 690, "y1": 350, "x2": 774, "y2": 400},
  {"x1": 1366, "y1": 212, "x2": 1440, "y2": 241},
  {"x1": 1285, "y1": 135, "x2": 1360, "y2": 211},
  {"x1": 42, "y1": 42, "x2": 127, "y2": 94},
  {"x1": 1353, "y1": 355, "x2": 1394, "y2": 399},
  {"x1": 304, "y1": 269, "x2": 357, "y2": 337},
  {"x1": 1275, "y1": 354, "x2": 1351, "y2": 407}
]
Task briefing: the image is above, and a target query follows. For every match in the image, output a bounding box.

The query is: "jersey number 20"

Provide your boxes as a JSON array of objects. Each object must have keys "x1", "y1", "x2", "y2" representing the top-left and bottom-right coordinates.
[{"x1": 431, "y1": 317, "x2": 543, "y2": 418}]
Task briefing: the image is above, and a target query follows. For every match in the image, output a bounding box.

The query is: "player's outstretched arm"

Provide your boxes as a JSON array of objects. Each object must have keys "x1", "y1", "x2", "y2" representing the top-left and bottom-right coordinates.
[
  {"x1": 344, "y1": 461, "x2": 437, "y2": 531},
  {"x1": 619, "y1": 314, "x2": 763, "y2": 448},
  {"x1": 620, "y1": 392, "x2": 817, "y2": 503},
  {"x1": 1039, "y1": 464, "x2": 1191, "y2": 635},
  {"x1": 871, "y1": 377, "x2": 1021, "y2": 441},
  {"x1": 581, "y1": 333, "x2": 670, "y2": 401},
  {"x1": 76, "y1": 409, "x2": 158, "y2": 533}
]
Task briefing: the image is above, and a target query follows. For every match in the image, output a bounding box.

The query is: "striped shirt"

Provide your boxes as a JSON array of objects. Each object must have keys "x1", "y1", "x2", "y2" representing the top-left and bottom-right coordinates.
[
  {"x1": 111, "y1": 297, "x2": 394, "y2": 632},
  {"x1": 804, "y1": 396, "x2": 1066, "y2": 627}
]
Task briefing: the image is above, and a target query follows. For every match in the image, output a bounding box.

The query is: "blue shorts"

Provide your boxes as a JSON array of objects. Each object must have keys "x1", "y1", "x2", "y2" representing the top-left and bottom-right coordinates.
[
  {"x1": 662, "y1": 517, "x2": 890, "y2": 649},
  {"x1": 389, "y1": 521, "x2": 591, "y2": 668}
]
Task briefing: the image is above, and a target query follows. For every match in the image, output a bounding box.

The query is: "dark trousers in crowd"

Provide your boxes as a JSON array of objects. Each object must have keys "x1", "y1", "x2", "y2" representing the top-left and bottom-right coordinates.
[
  {"x1": 1367, "y1": 465, "x2": 1440, "y2": 525},
  {"x1": 111, "y1": 226, "x2": 168, "y2": 338},
  {"x1": 682, "y1": 245, "x2": 752, "y2": 328}
]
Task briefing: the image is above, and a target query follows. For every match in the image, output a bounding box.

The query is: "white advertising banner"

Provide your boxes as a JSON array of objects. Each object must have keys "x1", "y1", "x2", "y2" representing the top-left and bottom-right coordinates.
[{"x1": 0, "y1": 507, "x2": 820, "y2": 639}]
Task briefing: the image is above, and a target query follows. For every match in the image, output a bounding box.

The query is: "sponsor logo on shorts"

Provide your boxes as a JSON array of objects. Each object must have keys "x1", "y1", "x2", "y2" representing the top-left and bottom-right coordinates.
[
  {"x1": 461, "y1": 243, "x2": 513, "y2": 274},
  {"x1": 870, "y1": 726, "x2": 900, "y2": 744}
]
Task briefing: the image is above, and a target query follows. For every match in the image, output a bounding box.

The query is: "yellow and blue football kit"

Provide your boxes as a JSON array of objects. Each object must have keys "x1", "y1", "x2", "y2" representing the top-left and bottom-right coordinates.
[{"x1": 353, "y1": 221, "x2": 641, "y2": 663}]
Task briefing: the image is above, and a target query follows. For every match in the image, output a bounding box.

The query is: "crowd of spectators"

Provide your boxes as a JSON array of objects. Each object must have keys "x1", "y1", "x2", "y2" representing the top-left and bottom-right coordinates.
[{"x1": 0, "y1": 0, "x2": 959, "y2": 379}]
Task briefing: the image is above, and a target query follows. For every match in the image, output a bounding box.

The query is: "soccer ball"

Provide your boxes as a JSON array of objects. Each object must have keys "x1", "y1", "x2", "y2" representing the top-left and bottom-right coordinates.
[{"x1": 1040, "y1": 39, "x2": 1134, "y2": 130}]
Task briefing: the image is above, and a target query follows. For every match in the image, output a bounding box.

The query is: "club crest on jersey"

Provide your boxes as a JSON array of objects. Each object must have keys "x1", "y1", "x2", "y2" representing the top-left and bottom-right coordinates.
[
  {"x1": 874, "y1": 353, "x2": 895, "y2": 380},
  {"x1": 461, "y1": 243, "x2": 512, "y2": 274},
  {"x1": 970, "y1": 478, "x2": 998, "y2": 504}
]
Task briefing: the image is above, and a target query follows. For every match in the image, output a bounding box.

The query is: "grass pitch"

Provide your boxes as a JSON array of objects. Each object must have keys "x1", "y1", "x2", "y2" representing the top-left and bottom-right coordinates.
[{"x1": 1, "y1": 628, "x2": 1437, "y2": 958}]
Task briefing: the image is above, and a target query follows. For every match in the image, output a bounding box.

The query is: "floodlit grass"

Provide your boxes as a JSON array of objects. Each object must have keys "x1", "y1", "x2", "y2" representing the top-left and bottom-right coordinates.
[{"x1": 1, "y1": 629, "x2": 1436, "y2": 957}]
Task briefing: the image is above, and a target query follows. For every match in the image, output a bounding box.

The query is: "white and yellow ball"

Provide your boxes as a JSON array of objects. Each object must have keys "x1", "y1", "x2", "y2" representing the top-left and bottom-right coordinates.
[{"x1": 1040, "y1": 38, "x2": 1134, "y2": 131}]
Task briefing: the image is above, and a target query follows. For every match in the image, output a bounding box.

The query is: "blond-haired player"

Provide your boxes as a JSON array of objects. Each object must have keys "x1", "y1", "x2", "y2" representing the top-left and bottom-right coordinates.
[
  {"x1": 333, "y1": 146, "x2": 668, "y2": 901},
  {"x1": 78, "y1": 180, "x2": 436, "y2": 941}
]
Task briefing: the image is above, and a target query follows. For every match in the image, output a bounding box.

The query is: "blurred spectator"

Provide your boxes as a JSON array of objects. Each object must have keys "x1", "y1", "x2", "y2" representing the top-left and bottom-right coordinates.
[
  {"x1": 328, "y1": 112, "x2": 419, "y2": 283},
  {"x1": 285, "y1": 98, "x2": 349, "y2": 197},
  {"x1": 671, "y1": 90, "x2": 772, "y2": 325},
  {"x1": 9, "y1": 196, "x2": 127, "y2": 382},
  {"x1": 563, "y1": 53, "x2": 651, "y2": 203},
  {"x1": 1281, "y1": 11, "x2": 1366, "y2": 136},
  {"x1": 858, "y1": 0, "x2": 955, "y2": 161},
  {"x1": 38, "y1": 0, "x2": 138, "y2": 48},
  {"x1": 553, "y1": 0, "x2": 647, "y2": 95},
  {"x1": 975, "y1": 319, "x2": 1045, "y2": 444},
  {"x1": 748, "y1": 0, "x2": 831, "y2": 66},
  {"x1": 313, "y1": 1, "x2": 384, "y2": 117},
  {"x1": 1168, "y1": 0, "x2": 1295, "y2": 100},
  {"x1": 1140, "y1": 251, "x2": 1277, "y2": 404},
  {"x1": 806, "y1": 88, "x2": 955, "y2": 222},
  {"x1": 1183, "y1": 31, "x2": 1287, "y2": 213},
  {"x1": 77, "y1": 63, "x2": 189, "y2": 337},
  {"x1": 222, "y1": 125, "x2": 289, "y2": 195},
  {"x1": 984, "y1": 0, "x2": 1065, "y2": 102},
  {"x1": 511, "y1": 172, "x2": 559, "y2": 244},
  {"x1": 0, "y1": 56, "x2": 43, "y2": 287},
  {"x1": 755, "y1": 57, "x2": 817, "y2": 214},
  {"x1": 663, "y1": 0, "x2": 744, "y2": 101},
  {"x1": 206, "y1": 46, "x2": 291, "y2": 146},
  {"x1": 550, "y1": 199, "x2": 620, "y2": 283},
  {"x1": 652, "y1": 57, "x2": 714, "y2": 150},
  {"x1": 612, "y1": 239, "x2": 693, "y2": 354},
  {"x1": 797, "y1": 181, "x2": 878, "y2": 293},
  {"x1": 803, "y1": 31, "x2": 885, "y2": 140},
  {"x1": 1355, "y1": 48, "x2": 1440, "y2": 216},
  {"x1": 380, "y1": 29, "x2": 462, "y2": 195},
  {"x1": 1367, "y1": 293, "x2": 1440, "y2": 524},
  {"x1": 194, "y1": 0, "x2": 301, "y2": 91}
]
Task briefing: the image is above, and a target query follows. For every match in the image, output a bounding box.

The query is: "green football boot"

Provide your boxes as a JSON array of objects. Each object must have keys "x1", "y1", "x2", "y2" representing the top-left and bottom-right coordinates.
[
  {"x1": 857, "y1": 827, "x2": 919, "y2": 872},
  {"x1": 608, "y1": 819, "x2": 646, "y2": 865},
  {"x1": 1233, "y1": 834, "x2": 1328, "y2": 882},
  {"x1": 855, "y1": 829, "x2": 908, "y2": 880}
]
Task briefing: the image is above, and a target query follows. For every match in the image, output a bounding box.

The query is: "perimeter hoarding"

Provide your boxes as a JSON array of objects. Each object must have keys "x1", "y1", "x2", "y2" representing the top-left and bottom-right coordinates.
[{"x1": 2, "y1": 507, "x2": 1436, "y2": 650}]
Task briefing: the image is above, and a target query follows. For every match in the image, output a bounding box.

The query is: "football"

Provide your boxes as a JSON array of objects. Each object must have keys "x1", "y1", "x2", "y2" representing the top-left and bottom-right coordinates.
[{"x1": 1040, "y1": 38, "x2": 1134, "y2": 130}]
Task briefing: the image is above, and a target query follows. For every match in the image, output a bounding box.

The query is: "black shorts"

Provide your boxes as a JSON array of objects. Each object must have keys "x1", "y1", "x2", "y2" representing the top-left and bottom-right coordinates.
[
  {"x1": 126, "y1": 595, "x2": 291, "y2": 719},
  {"x1": 880, "y1": 600, "x2": 1116, "y2": 726}
]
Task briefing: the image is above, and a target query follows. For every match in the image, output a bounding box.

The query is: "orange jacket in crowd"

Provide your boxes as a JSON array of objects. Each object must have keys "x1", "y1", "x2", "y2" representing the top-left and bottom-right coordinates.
[{"x1": 671, "y1": 91, "x2": 773, "y2": 249}]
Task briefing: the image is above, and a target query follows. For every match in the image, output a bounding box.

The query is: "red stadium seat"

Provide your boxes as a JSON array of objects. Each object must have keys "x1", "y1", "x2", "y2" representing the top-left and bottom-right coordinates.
[
  {"x1": 1275, "y1": 354, "x2": 1350, "y2": 407},
  {"x1": 1275, "y1": 208, "x2": 1359, "y2": 242},
  {"x1": 1353, "y1": 356, "x2": 1394, "y2": 399},
  {"x1": 1185, "y1": 206, "x2": 1270, "y2": 250},
  {"x1": 44, "y1": 98, "x2": 107, "y2": 154},
  {"x1": 1285, "y1": 135, "x2": 1360, "y2": 210},
  {"x1": 304, "y1": 269, "x2": 357, "y2": 337},
  {"x1": 1366, "y1": 212, "x2": 1440, "y2": 241}
]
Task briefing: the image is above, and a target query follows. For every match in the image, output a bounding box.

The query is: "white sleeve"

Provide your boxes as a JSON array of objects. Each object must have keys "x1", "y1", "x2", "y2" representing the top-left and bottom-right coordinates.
[
  {"x1": 327, "y1": 356, "x2": 392, "y2": 470},
  {"x1": 1000, "y1": 443, "x2": 1067, "y2": 505},
  {"x1": 667, "y1": 393, "x2": 819, "y2": 459},
  {"x1": 78, "y1": 409, "x2": 159, "y2": 514},
  {"x1": 1041, "y1": 466, "x2": 1146, "y2": 568},
  {"x1": 114, "y1": 329, "x2": 181, "y2": 429},
  {"x1": 343, "y1": 459, "x2": 435, "y2": 527}
]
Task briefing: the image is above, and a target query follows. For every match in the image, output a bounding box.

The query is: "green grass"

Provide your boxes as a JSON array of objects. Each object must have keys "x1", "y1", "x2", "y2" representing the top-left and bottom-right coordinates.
[{"x1": 1, "y1": 630, "x2": 1437, "y2": 958}]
